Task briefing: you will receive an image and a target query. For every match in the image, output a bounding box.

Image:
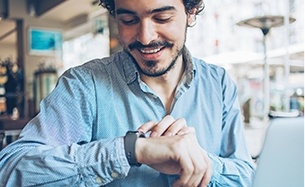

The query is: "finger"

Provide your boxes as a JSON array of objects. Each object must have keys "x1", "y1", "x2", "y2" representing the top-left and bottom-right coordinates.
[
  {"x1": 173, "y1": 151, "x2": 194, "y2": 187},
  {"x1": 150, "y1": 115, "x2": 175, "y2": 137},
  {"x1": 173, "y1": 135, "x2": 205, "y2": 187},
  {"x1": 183, "y1": 149, "x2": 207, "y2": 187},
  {"x1": 176, "y1": 126, "x2": 189, "y2": 135},
  {"x1": 199, "y1": 151, "x2": 213, "y2": 187},
  {"x1": 175, "y1": 134, "x2": 209, "y2": 187},
  {"x1": 137, "y1": 121, "x2": 157, "y2": 134},
  {"x1": 164, "y1": 118, "x2": 187, "y2": 136},
  {"x1": 199, "y1": 167, "x2": 212, "y2": 187},
  {"x1": 176, "y1": 126, "x2": 195, "y2": 135}
]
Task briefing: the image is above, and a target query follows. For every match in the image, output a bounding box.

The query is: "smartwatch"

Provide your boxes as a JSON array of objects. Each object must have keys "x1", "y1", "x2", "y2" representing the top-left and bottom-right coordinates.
[{"x1": 124, "y1": 131, "x2": 145, "y2": 167}]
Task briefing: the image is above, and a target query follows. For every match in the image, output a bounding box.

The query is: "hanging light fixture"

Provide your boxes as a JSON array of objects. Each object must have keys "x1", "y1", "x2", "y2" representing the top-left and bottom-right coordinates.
[{"x1": 237, "y1": 15, "x2": 296, "y2": 122}]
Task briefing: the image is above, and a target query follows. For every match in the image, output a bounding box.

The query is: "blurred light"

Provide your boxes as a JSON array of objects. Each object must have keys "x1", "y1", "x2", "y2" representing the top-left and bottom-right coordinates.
[{"x1": 296, "y1": 88, "x2": 303, "y2": 96}]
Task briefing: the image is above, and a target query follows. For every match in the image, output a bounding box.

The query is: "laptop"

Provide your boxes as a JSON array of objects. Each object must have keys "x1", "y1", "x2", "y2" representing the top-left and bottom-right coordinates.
[{"x1": 252, "y1": 117, "x2": 304, "y2": 187}]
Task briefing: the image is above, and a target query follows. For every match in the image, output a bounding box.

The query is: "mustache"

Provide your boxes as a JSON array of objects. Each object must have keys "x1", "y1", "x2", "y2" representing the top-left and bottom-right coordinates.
[{"x1": 128, "y1": 41, "x2": 173, "y2": 51}]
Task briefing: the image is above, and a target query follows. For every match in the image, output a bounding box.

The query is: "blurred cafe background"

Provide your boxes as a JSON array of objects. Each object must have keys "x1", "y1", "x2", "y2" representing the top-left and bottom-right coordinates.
[{"x1": 0, "y1": 0, "x2": 304, "y2": 158}]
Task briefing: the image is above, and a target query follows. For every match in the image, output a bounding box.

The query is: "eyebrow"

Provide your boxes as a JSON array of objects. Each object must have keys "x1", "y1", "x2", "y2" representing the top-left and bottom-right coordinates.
[
  {"x1": 116, "y1": 6, "x2": 176, "y2": 15},
  {"x1": 151, "y1": 6, "x2": 176, "y2": 14},
  {"x1": 116, "y1": 8, "x2": 135, "y2": 15}
]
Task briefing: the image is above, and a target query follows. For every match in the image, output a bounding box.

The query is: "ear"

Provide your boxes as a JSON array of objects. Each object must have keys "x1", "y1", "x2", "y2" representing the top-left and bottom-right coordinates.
[{"x1": 187, "y1": 8, "x2": 197, "y2": 27}]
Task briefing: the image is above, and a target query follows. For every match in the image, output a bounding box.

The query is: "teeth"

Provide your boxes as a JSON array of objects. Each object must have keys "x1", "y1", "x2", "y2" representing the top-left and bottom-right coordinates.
[{"x1": 140, "y1": 47, "x2": 162, "y2": 54}]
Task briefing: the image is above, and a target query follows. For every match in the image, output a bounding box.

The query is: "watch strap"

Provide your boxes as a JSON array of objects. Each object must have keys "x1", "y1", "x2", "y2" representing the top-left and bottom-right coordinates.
[{"x1": 124, "y1": 131, "x2": 145, "y2": 167}]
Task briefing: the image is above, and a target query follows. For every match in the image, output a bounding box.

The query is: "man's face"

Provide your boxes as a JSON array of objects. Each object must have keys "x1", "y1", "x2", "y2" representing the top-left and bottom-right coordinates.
[{"x1": 114, "y1": 0, "x2": 193, "y2": 77}]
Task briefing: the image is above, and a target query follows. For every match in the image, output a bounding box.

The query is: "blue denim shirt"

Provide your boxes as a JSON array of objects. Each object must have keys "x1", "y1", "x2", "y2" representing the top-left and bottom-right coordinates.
[{"x1": 0, "y1": 49, "x2": 255, "y2": 186}]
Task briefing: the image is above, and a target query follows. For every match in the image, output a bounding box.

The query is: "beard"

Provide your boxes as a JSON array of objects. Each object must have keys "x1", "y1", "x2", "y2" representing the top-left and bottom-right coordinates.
[
  {"x1": 136, "y1": 46, "x2": 184, "y2": 77},
  {"x1": 124, "y1": 28, "x2": 187, "y2": 77}
]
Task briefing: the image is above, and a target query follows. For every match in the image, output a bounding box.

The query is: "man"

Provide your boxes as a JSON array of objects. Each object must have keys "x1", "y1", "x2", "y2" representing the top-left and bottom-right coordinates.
[{"x1": 0, "y1": 0, "x2": 255, "y2": 186}]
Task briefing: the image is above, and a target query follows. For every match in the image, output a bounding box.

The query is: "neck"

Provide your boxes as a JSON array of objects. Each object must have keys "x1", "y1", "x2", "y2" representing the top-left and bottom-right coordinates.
[{"x1": 140, "y1": 55, "x2": 185, "y2": 113}]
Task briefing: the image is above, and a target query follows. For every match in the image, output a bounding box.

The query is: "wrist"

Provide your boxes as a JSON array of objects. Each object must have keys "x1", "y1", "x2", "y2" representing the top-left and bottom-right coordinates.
[{"x1": 135, "y1": 137, "x2": 146, "y2": 165}]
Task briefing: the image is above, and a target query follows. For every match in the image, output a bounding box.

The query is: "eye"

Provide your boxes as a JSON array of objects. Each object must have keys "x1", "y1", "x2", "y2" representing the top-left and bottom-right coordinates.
[
  {"x1": 119, "y1": 16, "x2": 139, "y2": 25},
  {"x1": 155, "y1": 17, "x2": 171, "y2": 23},
  {"x1": 154, "y1": 15, "x2": 173, "y2": 23}
]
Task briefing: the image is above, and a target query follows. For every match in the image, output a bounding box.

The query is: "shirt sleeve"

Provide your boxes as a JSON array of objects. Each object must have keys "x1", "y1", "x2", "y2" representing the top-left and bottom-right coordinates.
[
  {"x1": 207, "y1": 68, "x2": 256, "y2": 186},
  {"x1": 0, "y1": 65, "x2": 130, "y2": 186}
]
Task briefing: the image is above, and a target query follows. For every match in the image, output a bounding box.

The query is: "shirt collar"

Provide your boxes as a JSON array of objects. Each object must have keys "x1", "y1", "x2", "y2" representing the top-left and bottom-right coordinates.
[
  {"x1": 182, "y1": 47, "x2": 196, "y2": 88},
  {"x1": 118, "y1": 50, "x2": 139, "y2": 84}
]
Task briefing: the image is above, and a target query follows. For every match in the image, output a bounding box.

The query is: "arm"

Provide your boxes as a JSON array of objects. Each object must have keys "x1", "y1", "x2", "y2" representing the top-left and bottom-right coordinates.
[
  {"x1": 207, "y1": 69, "x2": 255, "y2": 186},
  {"x1": 0, "y1": 137, "x2": 129, "y2": 186},
  {"x1": 0, "y1": 66, "x2": 130, "y2": 186}
]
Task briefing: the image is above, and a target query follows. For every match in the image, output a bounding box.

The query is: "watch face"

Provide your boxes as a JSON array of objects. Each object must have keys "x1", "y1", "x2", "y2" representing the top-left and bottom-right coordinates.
[{"x1": 127, "y1": 131, "x2": 145, "y2": 137}]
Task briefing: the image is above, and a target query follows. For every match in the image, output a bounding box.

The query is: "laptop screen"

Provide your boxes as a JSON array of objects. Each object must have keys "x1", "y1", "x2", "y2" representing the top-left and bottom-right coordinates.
[{"x1": 252, "y1": 117, "x2": 304, "y2": 187}]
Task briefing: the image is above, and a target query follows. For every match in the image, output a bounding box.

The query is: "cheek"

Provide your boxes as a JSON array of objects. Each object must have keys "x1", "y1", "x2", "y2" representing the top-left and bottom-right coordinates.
[
  {"x1": 117, "y1": 26, "x2": 135, "y2": 46},
  {"x1": 160, "y1": 24, "x2": 186, "y2": 42},
  {"x1": 159, "y1": 18, "x2": 188, "y2": 40}
]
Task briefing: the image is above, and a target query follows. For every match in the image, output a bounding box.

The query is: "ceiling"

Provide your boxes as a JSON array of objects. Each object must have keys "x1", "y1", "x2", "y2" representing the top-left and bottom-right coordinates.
[
  {"x1": 39, "y1": 0, "x2": 101, "y2": 23},
  {"x1": 0, "y1": 0, "x2": 102, "y2": 45},
  {"x1": 0, "y1": 0, "x2": 303, "y2": 73}
]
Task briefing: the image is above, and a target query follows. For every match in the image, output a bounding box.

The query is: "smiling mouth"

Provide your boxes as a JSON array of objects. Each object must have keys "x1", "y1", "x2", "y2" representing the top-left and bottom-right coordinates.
[{"x1": 139, "y1": 46, "x2": 165, "y2": 54}]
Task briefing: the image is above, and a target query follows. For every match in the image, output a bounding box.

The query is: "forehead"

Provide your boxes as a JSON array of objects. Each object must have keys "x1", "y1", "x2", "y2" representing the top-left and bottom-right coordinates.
[{"x1": 114, "y1": 0, "x2": 185, "y2": 15}]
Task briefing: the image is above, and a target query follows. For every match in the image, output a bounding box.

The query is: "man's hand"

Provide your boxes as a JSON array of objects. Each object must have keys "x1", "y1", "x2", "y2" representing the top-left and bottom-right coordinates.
[
  {"x1": 137, "y1": 115, "x2": 191, "y2": 137},
  {"x1": 135, "y1": 116, "x2": 213, "y2": 187}
]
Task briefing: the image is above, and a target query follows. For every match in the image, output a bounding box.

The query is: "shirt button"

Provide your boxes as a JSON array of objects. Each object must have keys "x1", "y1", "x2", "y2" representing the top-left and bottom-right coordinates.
[
  {"x1": 95, "y1": 176, "x2": 103, "y2": 184},
  {"x1": 111, "y1": 172, "x2": 119, "y2": 178}
]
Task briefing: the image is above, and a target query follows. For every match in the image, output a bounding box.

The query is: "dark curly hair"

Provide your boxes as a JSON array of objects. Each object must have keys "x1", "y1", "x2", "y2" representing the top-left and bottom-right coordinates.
[{"x1": 99, "y1": 0, "x2": 205, "y2": 17}]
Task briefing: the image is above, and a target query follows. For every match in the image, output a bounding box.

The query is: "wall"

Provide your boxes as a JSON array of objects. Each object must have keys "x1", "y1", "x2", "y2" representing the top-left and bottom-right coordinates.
[
  {"x1": 7, "y1": 0, "x2": 64, "y2": 117},
  {"x1": 0, "y1": 43, "x2": 17, "y2": 59}
]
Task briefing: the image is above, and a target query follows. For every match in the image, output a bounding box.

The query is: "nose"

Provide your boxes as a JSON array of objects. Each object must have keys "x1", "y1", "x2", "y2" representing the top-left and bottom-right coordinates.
[{"x1": 136, "y1": 20, "x2": 158, "y2": 45}]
